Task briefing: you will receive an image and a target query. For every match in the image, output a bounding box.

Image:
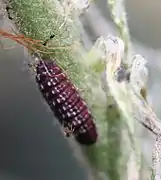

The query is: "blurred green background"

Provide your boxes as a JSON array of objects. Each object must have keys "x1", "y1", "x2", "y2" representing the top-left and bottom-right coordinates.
[{"x1": 0, "y1": 0, "x2": 161, "y2": 179}]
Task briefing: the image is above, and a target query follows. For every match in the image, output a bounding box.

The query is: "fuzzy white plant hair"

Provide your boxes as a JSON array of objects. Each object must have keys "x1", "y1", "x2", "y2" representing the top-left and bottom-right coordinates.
[{"x1": 61, "y1": 0, "x2": 90, "y2": 15}]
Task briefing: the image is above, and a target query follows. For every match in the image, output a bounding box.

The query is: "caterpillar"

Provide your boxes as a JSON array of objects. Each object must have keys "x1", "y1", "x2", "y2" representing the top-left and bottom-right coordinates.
[
  {"x1": 35, "y1": 57, "x2": 98, "y2": 146},
  {"x1": 0, "y1": 29, "x2": 98, "y2": 145}
]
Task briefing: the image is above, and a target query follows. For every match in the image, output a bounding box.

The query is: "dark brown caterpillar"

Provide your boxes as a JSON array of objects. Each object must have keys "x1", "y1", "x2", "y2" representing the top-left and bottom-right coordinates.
[
  {"x1": 35, "y1": 58, "x2": 98, "y2": 146},
  {"x1": 0, "y1": 28, "x2": 98, "y2": 145}
]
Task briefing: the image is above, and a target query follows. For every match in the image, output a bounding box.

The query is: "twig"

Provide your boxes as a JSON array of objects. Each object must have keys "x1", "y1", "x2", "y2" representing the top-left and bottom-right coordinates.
[{"x1": 99, "y1": 34, "x2": 161, "y2": 180}]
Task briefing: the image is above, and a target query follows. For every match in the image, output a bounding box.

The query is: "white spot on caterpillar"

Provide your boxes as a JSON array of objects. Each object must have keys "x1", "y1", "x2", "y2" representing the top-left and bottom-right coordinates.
[
  {"x1": 52, "y1": 90, "x2": 55, "y2": 94},
  {"x1": 53, "y1": 81, "x2": 56, "y2": 85},
  {"x1": 47, "y1": 81, "x2": 51, "y2": 86},
  {"x1": 68, "y1": 104, "x2": 72, "y2": 108},
  {"x1": 52, "y1": 101, "x2": 55, "y2": 106},
  {"x1": 73, "y1": 111, "x2": 76, "y2": 116},
  {"x1": 78, "y1": 120, "x2": 81, "y2": 124},
  {"x1": 73, "y1": 121, "x2": 77, "y2": 126},
  {"x1": 62, "y1": 106, "x2": 67, "y2": 111},
  {"x1": 67, "y1": 112, "x2": 71, "y2": 117},
  {"x1": 57, "y1": 98, "x2": 61, "y2": 103}
]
